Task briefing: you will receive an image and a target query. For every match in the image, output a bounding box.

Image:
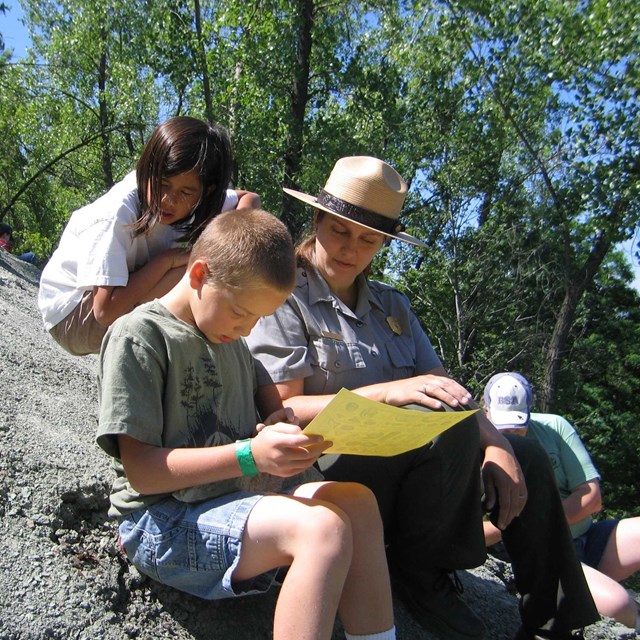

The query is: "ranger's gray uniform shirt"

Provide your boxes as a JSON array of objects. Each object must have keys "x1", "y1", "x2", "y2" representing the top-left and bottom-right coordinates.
[{"x1": 246, "y1": 266, "x2": 441, "y2": 394}]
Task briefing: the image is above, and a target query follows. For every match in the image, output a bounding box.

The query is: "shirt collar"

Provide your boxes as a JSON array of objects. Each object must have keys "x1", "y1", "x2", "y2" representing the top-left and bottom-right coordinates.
[
  {"x1": 365, "y1": 279, "x2": 387, "y2": 314},
  {"x1": 301, "y1": 266, "x2": 383, "y2": 317},
  {"x1": 302, "y1": 266, "x2": 333, "y2": 306}
]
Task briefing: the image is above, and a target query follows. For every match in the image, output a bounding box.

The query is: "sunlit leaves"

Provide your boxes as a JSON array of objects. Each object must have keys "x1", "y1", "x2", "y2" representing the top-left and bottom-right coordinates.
[{"x1": 0, "y1": 2, "x2": 638, "y2": 493}]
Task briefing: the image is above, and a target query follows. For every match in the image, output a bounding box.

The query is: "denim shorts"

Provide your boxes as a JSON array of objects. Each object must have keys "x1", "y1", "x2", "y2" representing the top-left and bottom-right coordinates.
[
  {"x1": 573, "y1": 519, "x2": 618, "y2": 569},
  {"x1": 118, "y1": 492, "x2": 278, "y2": 600}
]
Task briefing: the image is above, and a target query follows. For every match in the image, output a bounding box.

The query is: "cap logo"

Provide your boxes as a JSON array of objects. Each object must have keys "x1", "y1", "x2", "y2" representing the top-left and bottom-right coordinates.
[{"x1": 496, "y1": 395, "x2": 521, "y2": 406}]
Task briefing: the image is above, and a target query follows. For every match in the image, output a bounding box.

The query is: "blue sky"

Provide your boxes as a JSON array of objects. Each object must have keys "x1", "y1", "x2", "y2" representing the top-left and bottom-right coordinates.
[
  {"x1": 620, "y1": 236, "x2": 640, "y2": 291},
  {"x1": 2, "y1": 2, "x2": 28, "y2": 58},
  {"x1": 2, "y1": 3, "x2": 639, "y2": 290}
]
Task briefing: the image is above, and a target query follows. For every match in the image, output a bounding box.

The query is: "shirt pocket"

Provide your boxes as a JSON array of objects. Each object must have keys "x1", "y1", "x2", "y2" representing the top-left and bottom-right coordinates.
[
  {"x1": 310, "y1": 337, "x2": 365, "y2": 394},
  {"x1": 385, "y1": 335, "x2": 417, "y2": 379}
]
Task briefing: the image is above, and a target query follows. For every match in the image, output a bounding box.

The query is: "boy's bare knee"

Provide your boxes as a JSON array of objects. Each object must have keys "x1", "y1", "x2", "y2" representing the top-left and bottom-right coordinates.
[
  {"x1": 343, "y1": 481, "x2": 376, "y2": 501},
  {"x1": 298, "y1": 503, "x2": 353, "y2": 559},
  {"x1": 310, "y1": 503, "x2": 353, "y2": 539},
  {"x1": 331, "y1": 482, "x2": 383, "y2": 529},
  {"x1": 326, "y1": 481, "x2": 376, "y2": 506}
]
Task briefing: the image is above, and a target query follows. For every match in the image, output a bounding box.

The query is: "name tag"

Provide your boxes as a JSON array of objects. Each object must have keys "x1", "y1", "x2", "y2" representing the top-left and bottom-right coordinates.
[{"x1": 321, "y1": 330, "x2": 344, "y2": 341}]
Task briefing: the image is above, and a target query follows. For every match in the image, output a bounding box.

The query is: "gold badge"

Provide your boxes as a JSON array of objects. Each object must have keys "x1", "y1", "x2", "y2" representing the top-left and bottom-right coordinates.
[{"x1": 386, "y1": 316, "x2": 402, "y2": 336}]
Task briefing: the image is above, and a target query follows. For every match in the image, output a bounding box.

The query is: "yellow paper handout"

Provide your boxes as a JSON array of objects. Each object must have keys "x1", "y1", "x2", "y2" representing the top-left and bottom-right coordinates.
[{"x1": 303, "y1": 388, "x2": 478, "y2": 456}]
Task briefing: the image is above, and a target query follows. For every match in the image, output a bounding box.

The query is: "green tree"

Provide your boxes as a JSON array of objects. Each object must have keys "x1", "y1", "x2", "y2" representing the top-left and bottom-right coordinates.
[
  {"x1": 557, "y1": 252, "x2": 640, "y2": 507},
  {"x1": 1, "y1": 0, "x2": 163, "y2": 255},
  {"x1": 370, "y1": 0, "x2": 640, "y2": 410}
]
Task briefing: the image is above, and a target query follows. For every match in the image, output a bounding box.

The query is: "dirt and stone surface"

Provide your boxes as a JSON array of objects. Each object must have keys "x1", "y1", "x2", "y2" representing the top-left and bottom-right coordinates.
[{"x1": 0, "y1": 249, "x2": 636, "y2": 640}]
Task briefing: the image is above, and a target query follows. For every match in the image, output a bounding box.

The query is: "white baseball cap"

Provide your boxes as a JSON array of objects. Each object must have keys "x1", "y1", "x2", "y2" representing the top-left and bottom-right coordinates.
[{"x1": 483, "y1": 372, "x2": 533, "y2": 430}]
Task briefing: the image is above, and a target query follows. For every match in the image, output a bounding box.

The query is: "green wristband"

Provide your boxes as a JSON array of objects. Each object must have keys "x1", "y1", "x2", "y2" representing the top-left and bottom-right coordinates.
[{"x1": 235, "y1": 439, "x2": 259, "y2": 477}]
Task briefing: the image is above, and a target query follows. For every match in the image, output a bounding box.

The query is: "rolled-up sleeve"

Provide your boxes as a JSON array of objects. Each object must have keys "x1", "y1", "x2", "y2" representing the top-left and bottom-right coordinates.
[{"x1": 247, "y1": 298, "x2": 313, "y2": 385}]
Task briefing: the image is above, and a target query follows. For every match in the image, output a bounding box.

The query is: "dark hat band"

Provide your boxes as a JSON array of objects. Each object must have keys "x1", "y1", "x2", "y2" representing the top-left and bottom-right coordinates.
[{"x1": 317, "y1": 190, "x2": 405, "y2": 235}]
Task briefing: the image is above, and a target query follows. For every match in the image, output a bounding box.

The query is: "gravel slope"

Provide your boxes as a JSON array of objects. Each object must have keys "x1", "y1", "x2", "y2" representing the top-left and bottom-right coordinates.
[{"x1": 0, "y1": 250, "x2": 634, "y2": 640}]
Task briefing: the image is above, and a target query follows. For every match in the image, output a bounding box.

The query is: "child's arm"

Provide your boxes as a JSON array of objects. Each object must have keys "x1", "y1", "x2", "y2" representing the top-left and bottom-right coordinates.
[
  {"x1": 235, "y1": 190, "x2": 262, "y2": 210},
  {"x1": 118, "y1": 424, "x2": 329, "y2": 495},
  {"x1": 260, "y1": 406, "x2": 298, "y2": 427},
  {"x1": 250, "y1": 422, "x2": 330, "y2": 476},
  {"x1": 119, "y1": 434, "x2": 242, "y2": 494},
  {"x1": 483, "y1": 519, "x2": 503, "y2": 546},
  {"x1": 93, "y1": 248, "x2": 189, "y2": 326}
]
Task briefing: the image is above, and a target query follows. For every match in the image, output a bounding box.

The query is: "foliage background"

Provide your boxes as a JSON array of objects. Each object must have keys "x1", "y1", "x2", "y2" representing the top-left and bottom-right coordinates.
[{"x1": 1, "y1": 0, "x2": 639, "y2": 531}]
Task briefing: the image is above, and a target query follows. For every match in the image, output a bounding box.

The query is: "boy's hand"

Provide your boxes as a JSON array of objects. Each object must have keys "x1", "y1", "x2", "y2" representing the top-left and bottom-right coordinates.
[
  {"x1": 251, "y1": 422, "x2": 331, "y2": 477},
  {"x1": 260, "y1": 406, "x2": 299, "y2": 428}
]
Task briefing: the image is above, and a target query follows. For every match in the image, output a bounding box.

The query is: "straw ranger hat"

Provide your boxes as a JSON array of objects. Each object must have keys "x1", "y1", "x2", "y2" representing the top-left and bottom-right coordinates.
[{"x1": 283, "y1": 156, "x2": 426, "y2": 247}]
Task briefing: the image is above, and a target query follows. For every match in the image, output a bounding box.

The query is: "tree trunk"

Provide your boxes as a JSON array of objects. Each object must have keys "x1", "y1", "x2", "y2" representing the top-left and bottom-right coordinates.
[
  {"x1": 229, "y1": 60, "x2": 243, "y2": 186},
  {"x1": 194, "y1": 0, "x2": 214, "y2": 123},
  {"x1": 98, "y1": 45, "x2": 114, "y2": 189},
  {"x1": 281, "y1": 0, "x2": 314, "y2": 241},
  {"x1": 541, "y1": 234, "x2": 612, "y2": 410}
]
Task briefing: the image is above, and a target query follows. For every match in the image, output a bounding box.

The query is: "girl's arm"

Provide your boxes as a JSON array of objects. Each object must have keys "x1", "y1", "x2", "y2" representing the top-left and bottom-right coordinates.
[
  {"x1": 93, "y1": 248, "x2": 189, "y2": 326},
  {"x1": 235, "y1": 190, "x2": 262, "y2": 210}
]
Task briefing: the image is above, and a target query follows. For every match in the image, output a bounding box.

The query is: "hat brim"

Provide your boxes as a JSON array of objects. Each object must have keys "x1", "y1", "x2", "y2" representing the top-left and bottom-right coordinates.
[
  {"x1": 489, "y1": 409, "x2": 530, "y2": 430},
  {"x1": 283, "y1": 188, "x2": 426, "y2": 248}
]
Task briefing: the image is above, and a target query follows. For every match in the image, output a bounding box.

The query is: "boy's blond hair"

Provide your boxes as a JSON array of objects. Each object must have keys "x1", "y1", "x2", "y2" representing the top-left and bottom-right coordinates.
[{"x1": 190, "y1": 209, "x2": 296, "y2": 292}]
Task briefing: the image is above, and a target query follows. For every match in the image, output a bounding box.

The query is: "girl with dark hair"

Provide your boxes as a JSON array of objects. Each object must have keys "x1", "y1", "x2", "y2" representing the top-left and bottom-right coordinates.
[{"x1": 38, "y1": 116, "x2": 260, "y2": 356}]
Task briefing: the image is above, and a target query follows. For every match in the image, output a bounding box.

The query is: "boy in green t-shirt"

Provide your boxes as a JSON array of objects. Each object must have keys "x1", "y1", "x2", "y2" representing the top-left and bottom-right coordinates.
[
  {"x1": 97, "y1": 208, "x2": 396, "y2": 640},
  {"x1": 483, "y1": 372, "x2": 640, "y2": 632}
]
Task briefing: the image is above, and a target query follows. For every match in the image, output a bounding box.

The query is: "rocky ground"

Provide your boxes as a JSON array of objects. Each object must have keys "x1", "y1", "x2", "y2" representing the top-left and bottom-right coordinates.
[{"x1": 0, "y1": 249, "x2": 636, "y2": 640}]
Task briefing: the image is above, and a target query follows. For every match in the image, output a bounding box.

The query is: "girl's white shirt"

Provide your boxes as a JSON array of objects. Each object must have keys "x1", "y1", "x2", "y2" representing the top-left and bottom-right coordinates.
[{"x1": 38, "y1": 172, "x2": 238, "y2": 330}]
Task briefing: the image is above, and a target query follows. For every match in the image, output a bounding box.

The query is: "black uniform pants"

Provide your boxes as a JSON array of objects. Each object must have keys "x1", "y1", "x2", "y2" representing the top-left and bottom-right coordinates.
[{"x1": 319, "y1": 413, "x2": 599, "y2": 634}]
